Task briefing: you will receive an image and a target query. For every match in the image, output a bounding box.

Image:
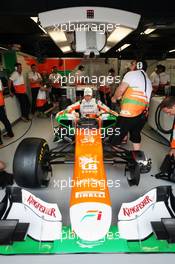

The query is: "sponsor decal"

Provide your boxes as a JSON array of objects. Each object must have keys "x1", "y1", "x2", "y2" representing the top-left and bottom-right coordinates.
[
  {"x1": 75, "y1": 191, "x2": 105, "y2": 199},
  {"x1": 81, "y1": 210, "x2": 102, "y2": 222},
  {"x1": 38, "y1": 142, "x2": 47, "y2": 162},
  {"x1": 79, "y1": 156, "x2": 99, "y2": 172},
  {"x1": 27, "y1": 195, "x2": 56, "y2": 217},
  {"x1": 80, "y1": 135, "x2": 95, "y2": 144},
  {"x1": 122, "y1": 195, "x2": 153, "y2": 217}
]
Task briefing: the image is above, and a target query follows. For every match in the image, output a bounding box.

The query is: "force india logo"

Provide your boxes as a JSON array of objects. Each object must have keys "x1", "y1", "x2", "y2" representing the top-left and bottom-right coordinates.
[
  {"x1": 81, "y1": 210, "x2": 102, "y2": 222},
  {"x1": 123, "y1": 195, "x2": 153, "y2": 217},
  {"x1": 27, "y1": 195, "x2": 56, "y2": 218}
]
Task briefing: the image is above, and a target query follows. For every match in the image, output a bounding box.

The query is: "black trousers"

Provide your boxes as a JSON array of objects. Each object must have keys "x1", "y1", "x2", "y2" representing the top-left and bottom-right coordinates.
[
  {"x1": 99, "y1": 91, "x2": 111, "y2": 108},
  {"x1": 31, "y1": 88, "x2": 40, "y2": 114},
  {"x1": 0, "y1": 106, "x2": 13, "y2": 144},
  {"x1": 110, "y1": 113, "x2": 147, "y2": 146},
  {"x1": 15, "y1": 93, "x2": 30, "y2": 118},
  {"x1": 51, "y1": 87, "x2": 62, "y2": 102}
]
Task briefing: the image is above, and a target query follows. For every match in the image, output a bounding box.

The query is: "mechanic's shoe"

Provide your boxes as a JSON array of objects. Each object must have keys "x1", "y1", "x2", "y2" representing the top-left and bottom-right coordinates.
[
  {"x1": 3, "y1": 132, "x2": 14, "y2": 138},
  {"x1": 27, "y1": 116, "x2": 32, "y2": 121},
  {"x1": 21, "y1": 117, "x2": 29, "y2": 122}
]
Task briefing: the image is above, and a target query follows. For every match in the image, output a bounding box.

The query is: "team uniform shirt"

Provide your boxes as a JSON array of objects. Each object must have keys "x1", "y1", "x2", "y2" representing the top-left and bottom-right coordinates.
[
  {"x1": 66, "y1": 98, "x2": 110, "y2": 117},
  {"x1": 49, "y1": 73, "x2": 62, "y2": 88},
  {"x1": 0, "y1": 79, "x2": 4, "y2": 106},
  {"x1": 10, "y1": 71, "x2": 26, "y2": 94},
  {"x1": 121, "y1": 70, "x2": 152, "y2": 117},
  {"x1": 150, "y1": 71, "x2": 160, "y2": 88},
  {"x1": 28, "y1": 71, "x2": 42, "y2": 88},
  {"x1": 159, "y1": 72, "x2": 170, "y2": 86}
]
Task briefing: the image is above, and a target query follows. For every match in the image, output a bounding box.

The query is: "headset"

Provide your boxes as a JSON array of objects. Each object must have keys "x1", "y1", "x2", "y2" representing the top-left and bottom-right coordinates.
[{"x1": 136, "y1": 61, "x2": 143, "y2": 70}]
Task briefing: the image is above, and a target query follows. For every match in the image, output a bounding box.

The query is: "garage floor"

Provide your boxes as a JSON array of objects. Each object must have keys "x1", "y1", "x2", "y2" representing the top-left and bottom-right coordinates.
[{"x1": 0, "y1": 117, "x2": 174, "y2": 263}]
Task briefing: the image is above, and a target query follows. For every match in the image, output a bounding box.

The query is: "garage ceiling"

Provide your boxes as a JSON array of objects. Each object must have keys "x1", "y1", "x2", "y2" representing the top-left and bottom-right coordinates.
[{"x1": 0, "y1": 0, "x2": 175, "y2": 60}]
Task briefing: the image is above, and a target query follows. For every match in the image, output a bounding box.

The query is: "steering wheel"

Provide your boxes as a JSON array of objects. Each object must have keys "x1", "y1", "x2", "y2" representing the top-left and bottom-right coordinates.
[{"x1": 84, "y1": 113, "x2": 98, "y2": 118}]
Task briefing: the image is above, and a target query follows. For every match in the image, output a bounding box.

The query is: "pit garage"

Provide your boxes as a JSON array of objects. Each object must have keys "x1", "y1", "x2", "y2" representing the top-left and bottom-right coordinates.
[{"x1": 0, "y1": 1, "x2": 175, "y2": 264}]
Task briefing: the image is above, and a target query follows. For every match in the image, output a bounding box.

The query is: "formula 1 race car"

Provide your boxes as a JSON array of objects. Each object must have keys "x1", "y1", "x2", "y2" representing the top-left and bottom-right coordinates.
[{"x1": 13, "y1": 110, "x2": 151, "y2": 189}]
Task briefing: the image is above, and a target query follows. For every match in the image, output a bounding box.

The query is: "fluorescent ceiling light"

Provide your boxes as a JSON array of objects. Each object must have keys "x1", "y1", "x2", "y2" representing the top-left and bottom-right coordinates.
[
  {"x1": 48, "y1": 30, "x2": 67, "y2": 43},
  {"x1": 169, "y1": 49, "x2": 175, "y2": 53},
  {"x1": 0, "y1": 46, "x2": 8, "y2": 51},
  {"x1": 101, "y1": 46, "x2": 111, "y2": 53},
  {"x1": 60, "y1": 45, "x2": 72, "y2": 53},
  {"x1": 38, "y1": 25, "x2": 47, "y2": 34},
  {"x1": 116, "y1": 44, "x2": 131, "y2": 52},
  {"x1": 30, "y1": 17, "x2": 47, "y2": 34},
  {"x1": 30, "y1": 17, "x2": 38, "y2": 23},
  {"x1": 107, "y1": 27, "x2": 132, "y2": 44},
  {"x1": 143, "y1": 28, "x2": 156, "y2": 35},
  {"x1": 48, "y1": 30, "x2": 71, "y2": 53}
]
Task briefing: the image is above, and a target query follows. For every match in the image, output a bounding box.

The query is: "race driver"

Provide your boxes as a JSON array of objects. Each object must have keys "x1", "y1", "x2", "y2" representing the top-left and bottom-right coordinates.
[{"x1": 56, "y1": 87, "x2": 118, "y2": 118}]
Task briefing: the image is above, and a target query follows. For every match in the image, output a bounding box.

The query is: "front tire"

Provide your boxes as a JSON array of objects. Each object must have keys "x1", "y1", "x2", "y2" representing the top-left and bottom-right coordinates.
[{"x1": 13, "y1": 138, "x2": 50, "y2": 188}]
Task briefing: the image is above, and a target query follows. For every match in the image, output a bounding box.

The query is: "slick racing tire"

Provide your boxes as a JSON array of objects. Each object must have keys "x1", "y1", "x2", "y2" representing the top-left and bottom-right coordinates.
[
  {"x1": 127, "y1": 162, "x2": 140, "y2": 186},
  {"x1": 13, "y1": 138, "x2": 50, "y2": 188}
]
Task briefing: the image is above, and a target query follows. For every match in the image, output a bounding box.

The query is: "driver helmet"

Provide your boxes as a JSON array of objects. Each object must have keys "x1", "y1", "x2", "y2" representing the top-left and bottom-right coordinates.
[{"x1": 84, "y1": 87, "x2": 93, "y2": 96}]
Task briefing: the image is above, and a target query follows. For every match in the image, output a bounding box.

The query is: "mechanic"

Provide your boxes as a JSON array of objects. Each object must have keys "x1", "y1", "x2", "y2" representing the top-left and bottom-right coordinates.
[
  {"x1": 58, "y1": 87, "x2": 117, "y2": 118},
  {"x1": 9, "y1": 63, "x2": 30, "y2": 122},
  {"x1": 159, "y1": 65, "x2": 170, "y2": 95},
  {"x1": 36, "y1": 84, "x2": 58, "y2": 117},
  {"x1": 159, "y1": 96, "x2": 175, "y2": 156},
  {"x1": 0, "y1": 79, "x2": 14, "y2": 147},
  {"x1": 110, "y1": 60, "x2": 152, "y2": 151},
  {"x1": 49, "y1": 66, "x2": 62, "y2": 103},
  {"x1": 150, "y1": 64, "x2": 163, "y2": 94},
  {"x1": 28, "y1": 64, "x2": 42, "y2": 115},
  {"x1": 98, "y1": 68, "x2": 115, "y2": 108},
  {"x1": 74, "y1": 65, "x2": 86, "y2": 100}
]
